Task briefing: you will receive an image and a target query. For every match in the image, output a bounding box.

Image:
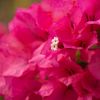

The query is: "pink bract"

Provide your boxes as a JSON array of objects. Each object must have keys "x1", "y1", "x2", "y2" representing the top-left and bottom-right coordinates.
[{"x1": 0, "y1": 0, "x2": 100, "y2": 100}]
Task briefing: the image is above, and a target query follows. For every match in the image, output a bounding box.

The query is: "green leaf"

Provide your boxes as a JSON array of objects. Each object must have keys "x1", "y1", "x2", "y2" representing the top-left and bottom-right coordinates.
[{"x1": 76, "y1": 50, "x2": 81, "y2": 61}]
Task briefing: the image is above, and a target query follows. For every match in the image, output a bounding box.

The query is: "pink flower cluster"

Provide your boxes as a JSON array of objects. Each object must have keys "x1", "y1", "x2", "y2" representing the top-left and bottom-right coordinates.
[{"x1": 0, "y1": 0, "x2": 100, "y2": 100}]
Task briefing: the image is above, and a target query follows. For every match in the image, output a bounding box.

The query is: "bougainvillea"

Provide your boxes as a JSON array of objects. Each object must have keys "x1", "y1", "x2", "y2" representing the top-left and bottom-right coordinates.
[{"x1": 0, "y1": 0, "x2": 100, "y2": 100}]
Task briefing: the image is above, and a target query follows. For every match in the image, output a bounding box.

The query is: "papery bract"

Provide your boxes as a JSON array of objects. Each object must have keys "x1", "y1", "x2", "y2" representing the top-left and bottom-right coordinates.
[{"x1": 0, "y1": 0, "x2": 100, "y2": 100}]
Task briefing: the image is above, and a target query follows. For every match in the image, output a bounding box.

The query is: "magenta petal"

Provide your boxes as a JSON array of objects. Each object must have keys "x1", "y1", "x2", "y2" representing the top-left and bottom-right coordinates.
[
  {"x1": 9, "y1": 9, "x2": 37, "y2": 44},
  {"x1": 50, "y1": 16, "x2": 72, "y2": 42},
  {"x1": 0, "y1": 35, "x2": 31, "y2": 77},
  {"x1": 89, "y1": 50, "x2": 100, "y2": 80},
  {"x1": 37, "y1": 6, "x2": 52, "y2": 31},
  {"x1": 28, "y1": 93, "x2": 42, "y2": 100},
  {"x1": 45, "y1": 82, "x2": 77, "y2": 100},
  {"x1": 42, "y1": 0, "x2": 74, "y2": 20},
  {"x1": 81, "y1": 72, "x2": 100, "y2": 98},
  {"x1": 44, "y1": 82, "x2": 67, "y2": 100},
  {"x1": 9, "y1": 8, "x2": 46, "y2": 46}
]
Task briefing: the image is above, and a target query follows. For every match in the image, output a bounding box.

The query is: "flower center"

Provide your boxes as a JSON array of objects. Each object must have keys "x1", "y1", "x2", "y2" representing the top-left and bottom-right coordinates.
[{"x1": 51, "y1": 37, "x2": 59, "y2": 51}]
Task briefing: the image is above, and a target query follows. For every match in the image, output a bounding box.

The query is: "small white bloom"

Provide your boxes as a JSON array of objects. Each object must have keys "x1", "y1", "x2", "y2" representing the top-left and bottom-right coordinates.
[
  {"x1": 51, "y1": 37, "x2": 59, "y2": 44},
  {"x1": 51, "y1": 37, "x2": 59, "y2": 51}
]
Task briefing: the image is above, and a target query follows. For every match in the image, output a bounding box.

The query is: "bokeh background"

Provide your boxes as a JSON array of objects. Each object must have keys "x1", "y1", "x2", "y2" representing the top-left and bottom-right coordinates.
[{"x1": 0, "y1": 0, "x2": 39, "y2": 24}]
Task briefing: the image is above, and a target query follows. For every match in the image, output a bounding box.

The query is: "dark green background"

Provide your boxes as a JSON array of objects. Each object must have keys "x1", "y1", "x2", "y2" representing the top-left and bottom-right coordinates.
[{"x1": 0, "y1": 0, "x2": 39, "y2": 23}]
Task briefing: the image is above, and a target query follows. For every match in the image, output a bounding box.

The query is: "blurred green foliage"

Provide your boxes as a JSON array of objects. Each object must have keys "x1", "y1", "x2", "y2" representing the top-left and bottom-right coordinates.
[
  {"x1": 0, "y1": 0, "x2": 39, "y2": 23},
  {"x1": 0, "y1": 96, "x2": 3, "y2": 100}
]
